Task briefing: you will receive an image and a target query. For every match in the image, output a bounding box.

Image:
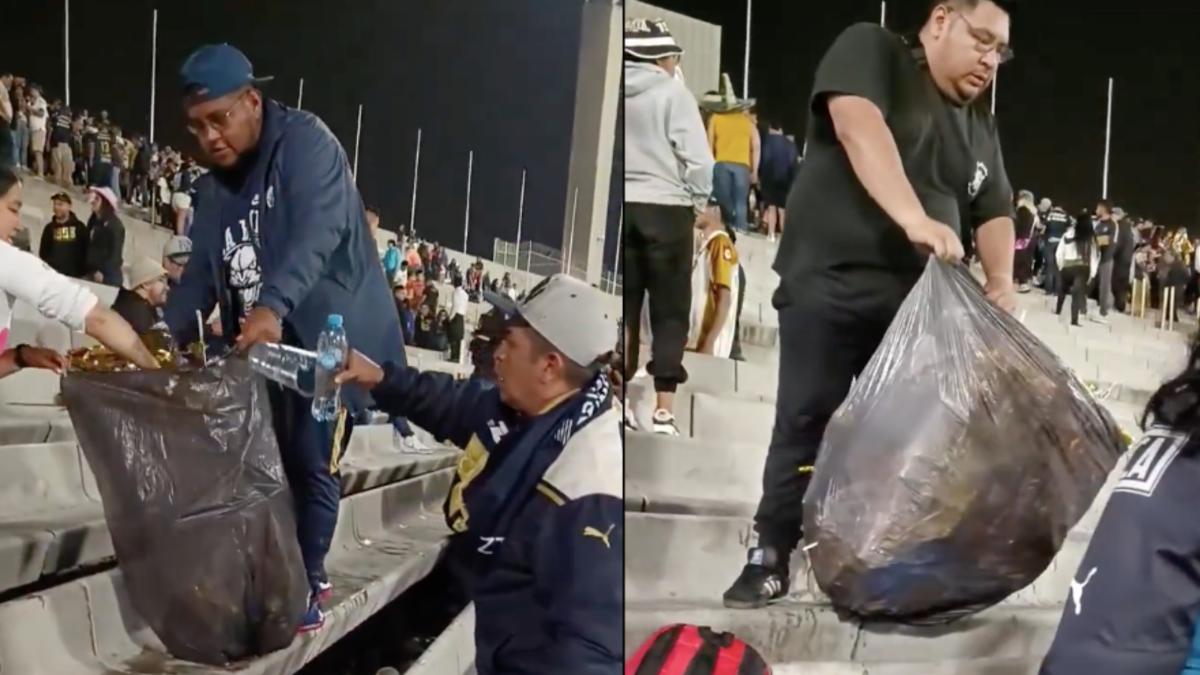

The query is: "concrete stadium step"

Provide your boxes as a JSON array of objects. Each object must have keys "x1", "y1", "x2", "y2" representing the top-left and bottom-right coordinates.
[
  {"x1": 676, "y1": 388, "x2": 1143, "y2": 447},
  {"x1": 768, "y1": 658, "x2": 1038, "y2": 675},
  {"x1": 625, "y1": 598, "x2": 1061, "y2": 666},
  {"x1": 624, "y1": 422, "x2": 1125, "y2": 538},
  {"x1": 0, "y1": 405, "x2": 74, "y2": 445},
  {"x1": 625, "y1": 511, "x2": 1090, "y2": 609},
  {"x1": 624, "y1": 432, "x2": 765, "y2": 517},
  {"x1": 625, "y1": 373, "x2": 775, "y2": 434},
  {"x1": 0, "y1": 468, "x2": 452, "y2": 675},
  {"x1": 0, "y1": 425, "x2": 455, "y2": 596}
]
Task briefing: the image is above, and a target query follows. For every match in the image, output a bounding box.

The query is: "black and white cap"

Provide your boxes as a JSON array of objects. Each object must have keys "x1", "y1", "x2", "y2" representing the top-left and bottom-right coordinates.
[{"x1": 624, "y1": 18, "x2": 684, "y2": 60}]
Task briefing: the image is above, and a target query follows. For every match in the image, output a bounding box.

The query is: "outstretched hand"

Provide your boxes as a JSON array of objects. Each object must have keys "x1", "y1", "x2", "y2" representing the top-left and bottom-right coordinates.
[
  {"x1": 334, "y1": 349, "x2": 385, "y2": 390},
  {"x1": 19, "y1": 346, "x2": 68, "y2": 375}
]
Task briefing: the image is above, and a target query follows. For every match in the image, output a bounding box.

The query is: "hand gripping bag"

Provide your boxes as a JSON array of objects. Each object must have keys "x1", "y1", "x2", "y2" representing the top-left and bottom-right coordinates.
[
  {"x1": 803, "y1": 260, "x2": 1126, "y2": 624},
  {"x1": 61, "y1": 357, "x2": 308, "y2": 663}
]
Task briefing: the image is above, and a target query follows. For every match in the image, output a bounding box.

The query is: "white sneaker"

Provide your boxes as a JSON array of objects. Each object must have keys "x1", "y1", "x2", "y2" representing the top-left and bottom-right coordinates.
[
  {"x1": 398, "y1": 431, "x2": 434, "y2": 454},
  {"x1": 1090, "y1": 315, "x2": 1108, "y2": 325},
  {"x1": 623, "y1": 404, "x2": 641, "y2": 432},
  {"x1": 651, "y1": 409, "x2": 680, "y2": 436}
]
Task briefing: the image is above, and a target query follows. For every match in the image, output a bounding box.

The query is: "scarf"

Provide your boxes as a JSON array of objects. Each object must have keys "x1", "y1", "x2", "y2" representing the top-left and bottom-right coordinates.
[{"x1": 461, "y1": 370, "x2": 613, "y2": 552}]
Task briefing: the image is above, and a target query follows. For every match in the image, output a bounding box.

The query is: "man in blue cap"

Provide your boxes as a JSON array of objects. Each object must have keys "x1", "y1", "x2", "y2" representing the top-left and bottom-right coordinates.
[{"x1": 162, "y1": 44, "x2": 409, "y2": 632}]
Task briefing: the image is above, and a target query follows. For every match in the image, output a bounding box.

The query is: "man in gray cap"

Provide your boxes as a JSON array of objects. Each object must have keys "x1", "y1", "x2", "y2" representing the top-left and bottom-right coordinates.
[
  {"x1": 1110, "y1": 206, "x2": 1136, "y2": 313},
  {"x1": 336, "y1": 274, "x2": 621, "y2": 675},
  {"x1": 161, "y1": 235, "x2": 191, "y2": 288}
]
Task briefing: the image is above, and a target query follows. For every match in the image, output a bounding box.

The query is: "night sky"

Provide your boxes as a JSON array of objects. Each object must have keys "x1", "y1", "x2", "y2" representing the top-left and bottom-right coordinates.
[
  {"x1": 648, "y1": 0, "x2": 1200, "y2": 228},
  {"x1": 0, "y1": 0, "x2": 622, "y2": 271}
]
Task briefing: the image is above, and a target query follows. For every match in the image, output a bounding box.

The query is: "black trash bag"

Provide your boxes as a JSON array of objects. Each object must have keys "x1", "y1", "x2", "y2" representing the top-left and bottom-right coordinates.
[
  {"x1": 803, "y1": 260, "x2": 1126, "y2": 624},
  {"x1": 61, "y1": 357, "x2": 307, "y2": 664}
]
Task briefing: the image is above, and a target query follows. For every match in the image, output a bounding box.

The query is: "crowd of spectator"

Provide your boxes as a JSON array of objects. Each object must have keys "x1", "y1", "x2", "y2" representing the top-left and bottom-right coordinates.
[
  {"x1": 0, "y1": 71, "x2": 208, "y2": 241},
  {"x1": 1013, "y1": 192, "x2": 1200, "y2": 327}
]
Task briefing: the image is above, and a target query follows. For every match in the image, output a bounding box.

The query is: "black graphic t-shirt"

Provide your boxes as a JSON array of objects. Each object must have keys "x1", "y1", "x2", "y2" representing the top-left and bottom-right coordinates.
[
  {"x1": 50, "y1": 107, "x2": 72, "y2": 146},
  {"x1": 94, "y1": 128, "x2": 113, "y2": 164},
  {"x1": 220, "y1": 190, "x2": 265, "y2": 322},
  {"x1": 776, "y1": 23, "x2": 1013, "y2": 292}
]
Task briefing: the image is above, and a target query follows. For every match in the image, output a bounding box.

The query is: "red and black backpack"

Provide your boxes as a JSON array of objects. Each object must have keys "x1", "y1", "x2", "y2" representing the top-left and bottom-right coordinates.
[{"x1": 626, "y1": 624, "x2": 772, "y2": 675}]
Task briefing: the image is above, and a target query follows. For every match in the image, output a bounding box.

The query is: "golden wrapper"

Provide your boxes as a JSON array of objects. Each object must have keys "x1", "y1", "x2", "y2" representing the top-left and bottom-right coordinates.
[{"x1": 68, "y1": 330, "x2": 200, "y2": 373}]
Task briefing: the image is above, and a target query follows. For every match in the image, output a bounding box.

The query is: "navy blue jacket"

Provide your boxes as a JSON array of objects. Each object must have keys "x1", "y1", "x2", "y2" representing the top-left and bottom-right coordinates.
[
  {"x1": 370, "y1": 363, "x2": 623, "y2": 675},
  {"x1": 1041, "y1": 427, "x2": 1200, "y2": 674},
  {"x1": 164, "y1": 100, "x2": 405, "y2": 398}
]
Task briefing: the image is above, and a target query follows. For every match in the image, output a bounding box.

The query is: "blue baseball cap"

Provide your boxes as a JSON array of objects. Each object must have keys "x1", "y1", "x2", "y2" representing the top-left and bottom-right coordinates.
[{"x1": 180, "y1": 44, "x2": 273, "y2": 103}]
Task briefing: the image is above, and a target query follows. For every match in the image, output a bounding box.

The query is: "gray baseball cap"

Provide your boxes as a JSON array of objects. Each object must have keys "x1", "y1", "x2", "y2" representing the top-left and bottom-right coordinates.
[
  {"x1": 484, "y1": 274, "x2": 617, "y2": 368},
  {"x1": 163, "y1": 235, "x2": 193, "y2": 260}
]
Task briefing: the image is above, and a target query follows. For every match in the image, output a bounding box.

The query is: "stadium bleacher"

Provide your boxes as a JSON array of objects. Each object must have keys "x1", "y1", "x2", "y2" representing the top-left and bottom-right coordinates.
[
  {"x1": 0, "y1": 175, "x2": 500, "y2": 674},
  {"x1": 623, "y1": 232, "x2": 1190, "y2": 673}
]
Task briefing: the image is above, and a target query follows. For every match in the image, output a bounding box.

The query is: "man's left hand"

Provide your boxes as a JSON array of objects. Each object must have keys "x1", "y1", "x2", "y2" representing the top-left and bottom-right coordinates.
[
  {"x1": 985, "y1": 277, "x2": 1018, "y2": 314},
  {"x1": 235, "y1": 306, "x2": 283, "y2": 352}
]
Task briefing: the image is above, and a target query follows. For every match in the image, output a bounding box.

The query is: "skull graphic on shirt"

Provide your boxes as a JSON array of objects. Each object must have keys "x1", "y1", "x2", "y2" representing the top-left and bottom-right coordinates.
[{"x1": 228, "y1": 243, "x2": 262, "y2": 311}]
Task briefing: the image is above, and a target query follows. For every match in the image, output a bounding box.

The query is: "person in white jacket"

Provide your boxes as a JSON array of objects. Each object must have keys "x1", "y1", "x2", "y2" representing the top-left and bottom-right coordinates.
[
  {"x1": 1055, "y1": 210, "x2": 1100, "y2": 327},
  {"x1": 0, "y1": 167, "x2": 159, "y2": 379}
]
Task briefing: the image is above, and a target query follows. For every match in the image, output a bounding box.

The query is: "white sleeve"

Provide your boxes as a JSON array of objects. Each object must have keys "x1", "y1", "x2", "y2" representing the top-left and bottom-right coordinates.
[{"x1": 0, "y1": 243, "x2": 98, "y2": 332}]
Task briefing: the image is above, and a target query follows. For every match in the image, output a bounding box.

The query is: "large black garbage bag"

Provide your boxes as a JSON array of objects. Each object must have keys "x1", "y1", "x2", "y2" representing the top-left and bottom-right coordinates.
[
  {"x1": 61, "y1": 357, "x2": 307, "y2": 663},
  {"x1": 803, "y1": 260, "x2": 1126, "y2": 624}
]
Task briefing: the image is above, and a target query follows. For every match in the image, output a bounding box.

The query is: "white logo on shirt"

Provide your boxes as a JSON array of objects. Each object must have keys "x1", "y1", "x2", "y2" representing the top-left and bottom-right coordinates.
[
  {"x1": 968, "y1": 161, "x2": 989, "y2": 198},
  {"x1": 487, "y1": 419, "x2": 509, "y2": 444},
  {"x1": 477, "y1": 536, "x2": 505, "y2": 555},
  {"x1": 222, "y1": 194, "x2": 263, "y2": 317},
  {"x1": 1114, "y1": 427, "x2": 1188, "y2": 497},
  {"x1": 1069, "y1": 567, "x2": 1097, "y2": 616},
  {"x1": 266, "y1": 186, "x2": 275, "y2": 210}
]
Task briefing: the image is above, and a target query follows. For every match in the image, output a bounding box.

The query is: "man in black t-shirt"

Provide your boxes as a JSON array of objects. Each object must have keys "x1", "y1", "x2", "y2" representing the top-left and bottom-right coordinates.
[
  {"x1": 48, "y1": 101, "x2": 74, "y2": 187},
  {"x1": 1093, "y1": 199, "x2": 1117, "y2": 322},
  {"x1": 724, "y1": 0, "x2": 1017, "y2": 609},
  {"x1": 1111, "y1": 207, "x2": 1136, "y2": 312},
  {"x1": 1041, "y1": 204, "x2": 1071, "y2": 295}
]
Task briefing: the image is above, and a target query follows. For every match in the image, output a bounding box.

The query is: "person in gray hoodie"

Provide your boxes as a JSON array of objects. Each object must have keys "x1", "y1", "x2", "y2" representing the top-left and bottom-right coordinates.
[{"x1": 623, "y1": 17, "x2": 714, "y2": 437}]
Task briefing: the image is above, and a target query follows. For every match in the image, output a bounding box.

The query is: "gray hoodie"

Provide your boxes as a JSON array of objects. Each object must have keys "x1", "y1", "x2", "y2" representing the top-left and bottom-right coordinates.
[{"x1": 624, "y1": 62, "x2": 713, "y2": 211}]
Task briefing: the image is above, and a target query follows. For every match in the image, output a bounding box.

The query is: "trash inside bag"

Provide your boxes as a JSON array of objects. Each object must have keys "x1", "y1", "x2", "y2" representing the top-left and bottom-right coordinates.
[
  {"x1": 803, "y1": 260, "x2": 1126, "y2": 624},
  {"x1": 61, "y1": 357, "x2": 307, "y2": 664}
]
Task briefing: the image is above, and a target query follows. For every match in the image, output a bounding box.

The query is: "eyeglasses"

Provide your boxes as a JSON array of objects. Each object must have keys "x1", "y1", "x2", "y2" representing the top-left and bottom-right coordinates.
[
  {"x1": 951, "y1": 9, "x2": 1014, "y2": 64},
  {"x1": 185, "y1": 91, "x2": 248, "y2": 138}
]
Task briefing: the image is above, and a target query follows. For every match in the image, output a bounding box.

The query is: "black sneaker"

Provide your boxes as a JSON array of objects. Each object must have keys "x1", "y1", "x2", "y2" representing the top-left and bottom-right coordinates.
[{"x1": 722, "y1": 546, "x2": 789, "y2": 609}]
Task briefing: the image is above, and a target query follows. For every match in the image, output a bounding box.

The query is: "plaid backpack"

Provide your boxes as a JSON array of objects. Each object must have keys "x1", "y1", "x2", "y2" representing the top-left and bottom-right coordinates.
[{"x1": 626, "y1": 624, "x2": 771, "y2": 675}]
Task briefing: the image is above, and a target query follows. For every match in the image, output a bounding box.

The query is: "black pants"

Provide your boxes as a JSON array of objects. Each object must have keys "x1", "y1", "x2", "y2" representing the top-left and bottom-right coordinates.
[
  {"x1": 1056, "y1": 265, "x2": 1089, "y2": 325},
  {"x1": 1043, "y1": 240, "x2": 1061, "y2": 296},
  {"x1": 623, "y1": 202, "x2": 693, "y2": 393},
  {"x1": 754, "y1": 275, "x2": 908, "y2": 556},
  {"x1": 1113, "y1": 254, "x2": 1132, "y2": 313},
  {"x1": 1014, "y1": 246, "x2": 1035, "y2": 285},
  {"x1": 267, "y1": 384, "x2": 354, "y2": 593},
  {"x1": 0, "y1": 128, "x2": 12, "y2": 171},
  {"x1": 447, "y1": 314, "x2": 465, "y2": 362}
]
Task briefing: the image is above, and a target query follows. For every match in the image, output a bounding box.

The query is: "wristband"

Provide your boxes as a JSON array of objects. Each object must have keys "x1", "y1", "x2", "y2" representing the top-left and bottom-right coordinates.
[{"x1": 13, "y1": 344, "x2": 29, "y2": 370}]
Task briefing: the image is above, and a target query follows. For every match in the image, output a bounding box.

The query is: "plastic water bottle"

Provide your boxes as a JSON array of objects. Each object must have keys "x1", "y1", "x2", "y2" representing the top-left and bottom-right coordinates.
[
  {"x1": 247, "y1": 342, "x2": 317, "y2": 396},
  {"x1": 311, "y1": 314, "x2": 348, "y2": 422}
]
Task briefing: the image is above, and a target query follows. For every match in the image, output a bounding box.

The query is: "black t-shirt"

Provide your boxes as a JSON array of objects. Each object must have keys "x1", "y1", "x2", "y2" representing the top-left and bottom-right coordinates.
[
  {"x1": 111, "y1": 288, "x2": 161, "y2": 336},
  {"x1": 1044, "y1": 208, "x2": 1071, "y2": 241},
  {"x1": 95, "y1": 128, "x2": 113, "y2": 164},
  {"x1": 775, "y1": 24, "x2": 1013, "y2": 292},
  {"x1": 50, "y1": 107, "x2": 72, "y2": 146},
  {"x1": 1095, "y1": 218, "x2": 1117, "y2": 262}
]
